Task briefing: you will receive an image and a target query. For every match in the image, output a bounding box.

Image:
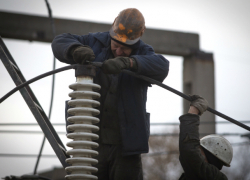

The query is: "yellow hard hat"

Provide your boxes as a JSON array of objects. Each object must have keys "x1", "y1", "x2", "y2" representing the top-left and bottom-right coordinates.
[{"x1": 109, "y1": 8, "x2": 145, "y2": 45}]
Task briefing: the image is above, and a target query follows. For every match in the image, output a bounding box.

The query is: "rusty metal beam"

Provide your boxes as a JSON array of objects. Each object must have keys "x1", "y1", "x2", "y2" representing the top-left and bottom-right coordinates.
[{"x1": 0, "y1": 11, "x2": 199, "y2": 56}]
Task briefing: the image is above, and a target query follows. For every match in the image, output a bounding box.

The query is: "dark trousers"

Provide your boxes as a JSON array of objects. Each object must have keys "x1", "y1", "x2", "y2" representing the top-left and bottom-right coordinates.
[{"x1": 93, "y1": 143, "x2": 143, "y2": 180}]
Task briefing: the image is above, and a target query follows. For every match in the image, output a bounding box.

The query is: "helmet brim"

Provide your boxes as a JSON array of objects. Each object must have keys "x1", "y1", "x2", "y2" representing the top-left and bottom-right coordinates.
[{"x1": 109, "y1": 27, "x2": 140, "y2": 45}]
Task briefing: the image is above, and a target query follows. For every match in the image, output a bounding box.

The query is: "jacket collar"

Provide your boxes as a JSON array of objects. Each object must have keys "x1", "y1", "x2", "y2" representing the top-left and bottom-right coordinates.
[{"x1": 93, "y1": 31, "x2": 111, "y2": 47}]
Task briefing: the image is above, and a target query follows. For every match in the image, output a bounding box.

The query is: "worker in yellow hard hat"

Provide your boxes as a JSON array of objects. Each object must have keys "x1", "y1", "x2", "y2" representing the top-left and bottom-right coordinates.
[{"x1": 52, "y1": 8, "x2": 169, "y2": 180}]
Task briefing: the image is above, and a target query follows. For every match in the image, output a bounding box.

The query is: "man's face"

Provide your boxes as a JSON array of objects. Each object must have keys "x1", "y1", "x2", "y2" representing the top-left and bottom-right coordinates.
[{"x1": 111, "y1": 40, "x2": 133, "y2": 57}]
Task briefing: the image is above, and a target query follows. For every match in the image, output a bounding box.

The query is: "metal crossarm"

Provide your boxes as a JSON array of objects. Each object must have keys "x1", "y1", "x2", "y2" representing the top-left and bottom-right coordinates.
[{"x1": 0, "y1": 37, "x2": 69, "y2": 168}]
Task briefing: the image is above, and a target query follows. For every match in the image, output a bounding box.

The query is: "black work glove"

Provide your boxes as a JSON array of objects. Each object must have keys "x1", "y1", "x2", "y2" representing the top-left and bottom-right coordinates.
[
  {"x1": 189, "y1": 95, "x2": 209, "y2": 115},
  {"x1": 71, "y1": 45, "x2": 95, "y2": 64},
  {"x1": 102, "y1": 57, "x2": 137, "y2": 74}
]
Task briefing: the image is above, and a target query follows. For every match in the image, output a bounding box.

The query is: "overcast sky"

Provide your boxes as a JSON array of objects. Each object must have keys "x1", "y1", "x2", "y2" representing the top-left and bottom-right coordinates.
[{"x1": 0, "y1": 0, "x2": 250, "y2": 178}]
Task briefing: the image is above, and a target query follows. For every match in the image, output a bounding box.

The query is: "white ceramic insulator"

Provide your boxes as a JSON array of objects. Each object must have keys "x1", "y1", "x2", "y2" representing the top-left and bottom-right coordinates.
[{"x1": 65, "y1": 76, "x2": 100, "y2": 180}]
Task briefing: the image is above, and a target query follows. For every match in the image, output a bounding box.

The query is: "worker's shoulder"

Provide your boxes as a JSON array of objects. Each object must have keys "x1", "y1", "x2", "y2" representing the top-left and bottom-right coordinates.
[
  {"x1": 137, "y1": 40, "x2": 154, "y2": 52},
  {"x1": 88, "y1": 31, "x2": 110, "y2": 46},
  {"x1": 88, "y1": 31, "x2": 109, "y2": 37},
  {"x1": 215, "y1": 171, "x2": 228, "y2": 180}
]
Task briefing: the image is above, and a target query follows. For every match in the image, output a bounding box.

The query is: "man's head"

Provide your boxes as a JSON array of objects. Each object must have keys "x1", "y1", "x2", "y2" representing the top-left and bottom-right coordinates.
[
  {"x1": 110, "y1": 39, "x2": 133, "y2": 57},
  {"x1": 109, "y1": 8, "x2": 145, "y2": 57},
  {"x1": 200, "y1": 134, "x2": 233, "y2": 170}
]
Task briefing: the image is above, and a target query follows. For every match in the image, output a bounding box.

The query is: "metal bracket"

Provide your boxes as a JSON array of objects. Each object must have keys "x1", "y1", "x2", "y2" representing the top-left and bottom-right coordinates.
[{"x1": 0, "y1": 36, "x2": 69, "y2": 168}]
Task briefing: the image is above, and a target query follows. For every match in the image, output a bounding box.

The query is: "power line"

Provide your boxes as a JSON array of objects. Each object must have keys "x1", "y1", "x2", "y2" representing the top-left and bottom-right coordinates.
[
  {"x1": 34, "y1": 0, "x2": 57, "y2": 175},
  {"x1": 0, "y1": 130, "x2": 246, "y2": 137},
  {"x1": 0, "y1": 123, "x2": 65, "y2": 126},
  {"x1": 143, "y1": 142, "x2": 250, "y2": 157},
  {"x1": 0, "y1": 142, "x2": 248, "y2": 159},
  {"x1": 0, "y1": 130, "x2": 66, "y2": 134},
  {"x1": 1, "y1": 121, "x2": 250, "y2": 126},
  {"x1": 150, "y1": 133, "x2": 244, "y2": 136},
  {"x1": 0, "y1": 121, "x2": 250, "y2": 126},
  {"x1": 0, "y1": 154, "x2": 57, "y2": 158},
  {"x1": 231, "y1": 142, "x2": 250, "y2": 146},
  {"x1": 150, "y1": 121, "x2": 250, "y2": 125}
]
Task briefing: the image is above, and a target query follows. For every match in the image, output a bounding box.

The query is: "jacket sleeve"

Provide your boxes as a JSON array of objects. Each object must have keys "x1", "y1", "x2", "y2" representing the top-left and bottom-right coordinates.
[
  {"x1": 51, "y1": 33, "x2": 92, "y2": 64},
  {"x1": 131, "y1": 43, "x2": 169, "y2": 82},
  {"x1": 179, "y1": 114, "x2": 228, "y2": 180}
]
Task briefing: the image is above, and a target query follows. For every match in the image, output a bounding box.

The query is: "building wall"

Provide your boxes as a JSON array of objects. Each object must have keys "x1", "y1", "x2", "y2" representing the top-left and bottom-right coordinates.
[{"x1": 183, "y1": 51, "x2": 215, "y2": 135}]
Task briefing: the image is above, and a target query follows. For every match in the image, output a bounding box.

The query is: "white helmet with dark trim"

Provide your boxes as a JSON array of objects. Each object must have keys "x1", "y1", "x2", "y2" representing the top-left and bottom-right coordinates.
[{"x1": 200, "y1": 134, "x2": 233, "y2": 167}]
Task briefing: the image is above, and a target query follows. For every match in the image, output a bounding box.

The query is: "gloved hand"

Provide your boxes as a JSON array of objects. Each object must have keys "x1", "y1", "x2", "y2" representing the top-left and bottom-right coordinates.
[
  {"x1": 71, "y1": 46, "x2": 95, "y2": 64},
  {"x1": 102, "y1": 57, "x2": 137, "y2": 74},
  {"x1": 189, "y1": 95, "x2": 209, "y2": 115}
]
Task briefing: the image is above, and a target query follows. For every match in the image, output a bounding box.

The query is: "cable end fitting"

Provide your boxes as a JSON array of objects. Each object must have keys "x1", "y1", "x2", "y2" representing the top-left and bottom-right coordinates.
[{"x1": 75, "y1": 64, "x2": 97, "y2": 77}]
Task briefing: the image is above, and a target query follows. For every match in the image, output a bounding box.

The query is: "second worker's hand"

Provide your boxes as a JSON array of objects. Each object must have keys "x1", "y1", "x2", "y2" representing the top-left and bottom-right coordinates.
[
  {"x1": 189, "y1": 95, "x2": 209, "y2": 115},
  {"x1": 102, "y1": 57, "x2": 137, "y2": 74}
]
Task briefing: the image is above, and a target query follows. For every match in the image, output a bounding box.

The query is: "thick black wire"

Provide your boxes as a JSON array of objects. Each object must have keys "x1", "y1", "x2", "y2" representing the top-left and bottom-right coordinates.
[
  {"x1": 1, "y1": 63, "x2": 250, "y2": 132},
  {"x1": 3, "y1": 175, "x2": 52, "y2": 180},
  {"x1": 1, "y1": 63, "x2": 250, "y2": 131},
  {"x1": 0, "y1": 65, "x2": 77, "y2": 104},
  {"x1": 0, "y1": 130, "x2": 245, "y2": 137},
  {"x1": 33, "y1": 0, "x2": 56, "y2": 175},
  {"x1": 143, "y1": 141, "x2": 250, "y2": 157},
  {"x1": 121, "y1": 69, "x2": 250, "y2": 132},
  {"x1": 1, "y1": 120, "x2": 250, "y2": 126},
  {"x1": 0, "y1": 139, "x2": 248, "y2": 159}
]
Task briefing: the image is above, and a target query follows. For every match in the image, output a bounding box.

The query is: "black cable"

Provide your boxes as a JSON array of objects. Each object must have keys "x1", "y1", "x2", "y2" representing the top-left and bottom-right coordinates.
[
  {"x1": 1, "y1": 140, "x2": 248, "y2": 159},
  {"x1": 0, "y1": 123, "x2": 65, "y2": 126},
  {"x1": 143, "y1": 141, "x2": 250, "y2": 157},
  {"x1": 150, "y1": 121, "x2": 250, "y2": 125},
  {"x1": 0, "y1": 154, "x2": 56, "y2": 158},
  {"x1": 3, "y1": 175, "x2": 52, "y2": 180},
  {"x1": 21, "y1": 175, "x2": 51, "y2": 180},
  {"x1": 0, "y1": 130, "x2": 66, "y2": 134},
  {"x1": 120, "y1": 69, "x2": 250, "y2": 132},
  {"x1": 1, "y1": 63, "x2": 250, "y2": 132},
  {"x1": 1, "y1": 120, "x2": 250, "y2": 126},
  {"x1": 1, "y1": 62, "x2": 250, "y2": 132},
  {"x1": 0, "y1": 130, "x2": 246, "y2": 137},
  {"x1": 149, "y1": 133, "x2": 244, "y2": 137},
  {"x1": 33, "y1": 0, "x2": 56, "y2": 175},
  {"x1": 0, "y1": 65, "x2": 77, "y2": 104}
]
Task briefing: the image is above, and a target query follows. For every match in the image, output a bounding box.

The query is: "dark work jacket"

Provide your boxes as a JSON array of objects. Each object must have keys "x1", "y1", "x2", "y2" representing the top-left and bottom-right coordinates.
[
  {"x1": 51, "y1": 31, "x2": 169, "y2": 156},
  {"x1": 179, "y1": 114, "x2": 228, "y2": 180}
]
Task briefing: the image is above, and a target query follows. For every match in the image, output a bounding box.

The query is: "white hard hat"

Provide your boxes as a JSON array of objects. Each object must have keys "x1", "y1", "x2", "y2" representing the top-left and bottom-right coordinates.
[{"x1": 200, "y1": 134, "x2": 233, "y2": 167}]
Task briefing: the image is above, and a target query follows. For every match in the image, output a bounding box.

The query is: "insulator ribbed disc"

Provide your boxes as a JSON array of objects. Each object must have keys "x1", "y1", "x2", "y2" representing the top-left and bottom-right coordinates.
[
  {"x1": 68, "y1": 107, "x2": 100, "y2": 116},
  {"x1": 67, "y1": 149, "x2": 98, "y2": 156},
  {"x1": 65, "y1": 166, "x2": 98, "y2": 173},
  {"x1": 65, "y1": 174, "x2": 97, "y2": 180},
  {"x1": 66, "y1": 141, "x2": 99, "y2": 148},
  {"x1": 68, "y1": 99, "x2": 100, "y2": 107},
  {"x1": 67, "y1": 116, "x2": 99, "y2": 124},
  {"x1": 67, "y1": 132, "x2": 99, "y2": 140},
  {"x1": 69, "y1": 91, "x2": 100, "y2": 99},
  {"x1": 67, "y1": 124, "x2": 99, "y2": 132},
  {"x1": 66, "y1": 157, "x2": 98, "y2": 165},
  {"x1": 69, "y1": 83, "x2": 101, "y2": 91}
]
